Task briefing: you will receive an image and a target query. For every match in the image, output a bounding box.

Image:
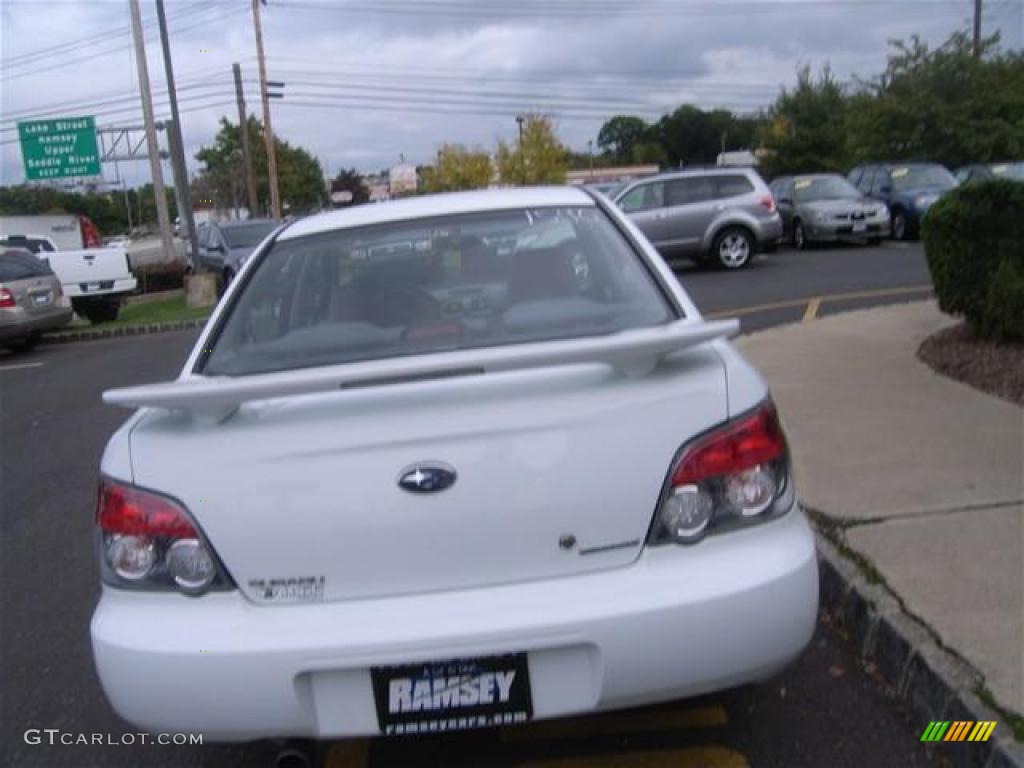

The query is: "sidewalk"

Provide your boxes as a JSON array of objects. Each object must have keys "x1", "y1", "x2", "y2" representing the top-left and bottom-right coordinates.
[{"x1": 737, "y1": 301, "x2": 1023, "y2": 722}]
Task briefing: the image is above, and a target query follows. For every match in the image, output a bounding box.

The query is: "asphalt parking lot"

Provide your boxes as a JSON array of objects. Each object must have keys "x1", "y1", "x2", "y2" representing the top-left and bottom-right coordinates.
[{"x1": 0, "y1": 241, "x2": 942, "y2": 768}]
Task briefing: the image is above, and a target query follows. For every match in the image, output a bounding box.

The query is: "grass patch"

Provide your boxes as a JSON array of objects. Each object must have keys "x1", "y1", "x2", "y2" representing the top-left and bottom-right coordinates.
[
  {"x1": 54, "y1": 296, "x2": 211, "y2": 334},
  {"x1": 976, "y1": 684, "x2": 1024, "y2": 741},
  {"x1": 805, "y1": 506, "x2": 885, "y2": 585}
]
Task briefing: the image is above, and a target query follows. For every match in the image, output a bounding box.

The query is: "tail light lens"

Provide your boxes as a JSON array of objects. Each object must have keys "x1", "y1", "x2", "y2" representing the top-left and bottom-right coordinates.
[
  {"x1": 96, "y1": 479, "x2": 234, "y2": 595},
  {"x1": 80, "y1": 216, "x2": 102, "y2": 249},
  {"x1": 0, "y1": 288, "x2": 15, "y2": 308},
  {"x1": 648, "y1": 401, "x2": 794, "y2": 546},
  {"x1": 759, "y1": 194, "x2": 777, "y2": 213}
]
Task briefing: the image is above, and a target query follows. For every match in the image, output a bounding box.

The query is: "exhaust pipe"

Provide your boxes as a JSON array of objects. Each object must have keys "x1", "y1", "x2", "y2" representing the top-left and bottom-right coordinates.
[{"x1": 274, "y1": 739, "x2": 318, "y2": 768}]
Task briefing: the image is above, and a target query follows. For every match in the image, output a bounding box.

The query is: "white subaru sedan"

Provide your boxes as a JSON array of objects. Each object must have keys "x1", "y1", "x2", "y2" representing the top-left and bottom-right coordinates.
[{"x1": 92, "y1": 187, "x2": 818, "y2": 741}]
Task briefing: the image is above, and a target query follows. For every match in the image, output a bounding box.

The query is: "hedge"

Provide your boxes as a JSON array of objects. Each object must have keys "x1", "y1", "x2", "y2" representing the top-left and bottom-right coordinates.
[{"x1": 922, "y1": 179, "x2": 1024, "y2": 341}]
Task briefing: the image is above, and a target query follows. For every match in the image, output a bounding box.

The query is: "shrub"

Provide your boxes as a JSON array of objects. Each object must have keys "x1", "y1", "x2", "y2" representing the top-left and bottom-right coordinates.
[{"x1": 922, "y1": 179, "x2": 1024, "y2": 340}]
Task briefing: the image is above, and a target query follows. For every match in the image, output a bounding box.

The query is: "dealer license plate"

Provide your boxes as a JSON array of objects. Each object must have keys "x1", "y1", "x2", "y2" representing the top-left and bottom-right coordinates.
[
  {"x1": 371, "y1": 653, "x2": 532, "y2": 735},
  {"x1": 852, "y1": 221, "x2": 867, "y2": 233},
  {"x1": 85, "y1": 282, "x2": 101, "y2": 292},
  {"x1": 32, "y1": 293, "x2": 51, "y2": 306}
]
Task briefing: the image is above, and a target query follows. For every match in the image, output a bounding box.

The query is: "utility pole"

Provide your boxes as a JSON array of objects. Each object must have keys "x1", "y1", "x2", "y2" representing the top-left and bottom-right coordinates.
[
  {"x1": 972, "y1": 0, "x2": 982, "y2": 57},
  {"x1": 252, "y1": 0, "x2": 281, "y2": 219},
  {"x1": 155, "y1": 0, "x2": 198, "y2": 268},
  {"x1": 516, "y1": 114, "x2": 526, "y2": 185},
  {"x1": 233, "y1": 63, "x2": 259, "y2": 215},
  {"x1": 128, "y1": 0, "x2": 175, "y2": 263}
]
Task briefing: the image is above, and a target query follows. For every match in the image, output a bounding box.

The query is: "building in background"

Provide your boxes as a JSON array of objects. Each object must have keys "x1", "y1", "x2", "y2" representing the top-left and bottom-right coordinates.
[{"x1": 388, "y1": 161, "x2": 418, "y2": 197}]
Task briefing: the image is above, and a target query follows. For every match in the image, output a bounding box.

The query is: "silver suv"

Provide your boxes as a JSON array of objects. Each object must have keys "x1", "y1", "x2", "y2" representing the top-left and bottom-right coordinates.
[{"x1": 613, "y1": 168, "x2": 783, "y2": 269}]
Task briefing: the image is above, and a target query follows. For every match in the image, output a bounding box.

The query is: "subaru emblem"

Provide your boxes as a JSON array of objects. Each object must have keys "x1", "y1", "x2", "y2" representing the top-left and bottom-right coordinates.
[{"x1": 398, "y1": 462, "x2": 457, "y2": 493}]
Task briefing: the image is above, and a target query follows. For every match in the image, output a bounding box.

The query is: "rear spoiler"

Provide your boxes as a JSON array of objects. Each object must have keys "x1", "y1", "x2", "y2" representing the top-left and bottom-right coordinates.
[{"x1": 103, "y1": 318, "x2": 739, "y2": 421}]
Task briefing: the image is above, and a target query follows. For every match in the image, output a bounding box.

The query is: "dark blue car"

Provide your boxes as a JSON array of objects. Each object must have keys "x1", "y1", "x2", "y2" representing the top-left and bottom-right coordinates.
[{"x1": 847, "y1": 163, "x2": 958, "y2": 240}]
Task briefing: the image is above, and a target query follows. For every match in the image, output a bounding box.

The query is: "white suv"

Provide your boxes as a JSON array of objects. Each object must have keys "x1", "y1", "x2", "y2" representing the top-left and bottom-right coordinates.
[{"x1": 93, "y1": 187, "x2": 817, "y2": 741}]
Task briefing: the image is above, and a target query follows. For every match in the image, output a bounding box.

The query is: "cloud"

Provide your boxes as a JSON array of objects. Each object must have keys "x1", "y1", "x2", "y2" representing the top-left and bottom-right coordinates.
[{"x1": 1, "y1": 0, "x2": 1020, "y2": 186}]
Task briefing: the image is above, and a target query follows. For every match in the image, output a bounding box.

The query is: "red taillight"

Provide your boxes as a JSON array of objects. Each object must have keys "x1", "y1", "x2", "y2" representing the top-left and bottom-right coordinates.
[
  {"x1": 650, "y1": 401, "x2": 791, "y2": 545},
  {"x1": 672, "y1": 403, "x2": 786, "y2": 486},
  {"x1": 0, "y1": 288, "x2": 15, "y2": 308},
  {"x1": 759, "y1": 194, "x2": 777, "y2": 213},
  {"x1": 96, "y1": 479, "x2": 228, "y2": 594},
  {"x1": 98, "y1": 480, "x2": 197, "y2": 538},
  {"x1": 80, "y1": 216, "x2": 102, "y2": 248}
]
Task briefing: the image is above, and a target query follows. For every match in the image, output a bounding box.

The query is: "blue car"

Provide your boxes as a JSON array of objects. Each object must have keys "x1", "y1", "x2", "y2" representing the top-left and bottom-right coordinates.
[{"x1": 847, "y1": 163, "x2": 958, "y2": 241}]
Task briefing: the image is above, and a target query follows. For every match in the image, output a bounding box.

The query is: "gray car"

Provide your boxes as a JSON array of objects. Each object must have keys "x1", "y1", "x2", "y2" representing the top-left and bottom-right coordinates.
[
  {"x1": 612, "y1": 168, "x2": 783, "y2": 269},
  {"x1": 0, "y1": 247, "x2": 72, "y2": 351},
  {"x1": 770, "y1": 174, "x2": 891, "y2": 249},
  {"x1": 195, "y1": 219, "x2": 279, "y2": 289}
]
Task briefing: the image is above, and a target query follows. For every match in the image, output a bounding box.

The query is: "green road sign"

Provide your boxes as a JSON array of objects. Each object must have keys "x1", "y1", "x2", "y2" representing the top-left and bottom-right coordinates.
[{"x1": 18, "y1": 116, "x2": 101, "y2": 180}]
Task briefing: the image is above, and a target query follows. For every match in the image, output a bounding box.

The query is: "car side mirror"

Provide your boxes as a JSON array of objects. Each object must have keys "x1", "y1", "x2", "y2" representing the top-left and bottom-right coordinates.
[
  {"x1": 779, "y1": 197, "x2": 793, "y2": 206},
  {"x1": 879, "y1": 185, "x2": 892, "y2": 195},
  {"x1": 211, "y1": 242, "x2": 225, "y2": 253}
]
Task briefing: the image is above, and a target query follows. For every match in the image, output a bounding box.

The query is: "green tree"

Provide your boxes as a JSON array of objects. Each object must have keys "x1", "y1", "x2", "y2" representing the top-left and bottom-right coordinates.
[
  {"x1": 649, "y1": 106, "x2": 760, "y2": 167},
  {"x1": 761, "y1": 66, "x2": 850, "y2": 177},
  {"x1": 424, "y1": 144, "x2": 493, "y2": 192},
  {"x1": 329, "y1": 168, "x2": 370, "y2": 206},
  {"x1": 195, "y1": 115, "x2": 326, "y2": 216},
  {"x1": 496, "y1": 115, "x2": 569, "y2": 185},
  {"x1": 847, "y1": 33, "x2": 1024, "y2": 168},
  {"x1": 597, "y1": 115, "x2": 650, "y2": 161}
]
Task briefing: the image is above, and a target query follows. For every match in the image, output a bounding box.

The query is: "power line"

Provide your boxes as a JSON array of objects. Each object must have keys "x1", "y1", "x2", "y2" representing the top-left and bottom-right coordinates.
[
  {"x1": 0, "y1": 0, "x2": 213, "y2": 69},
  {"x1": 0, "y1": 4, "x2": 247, "y2": 81}
]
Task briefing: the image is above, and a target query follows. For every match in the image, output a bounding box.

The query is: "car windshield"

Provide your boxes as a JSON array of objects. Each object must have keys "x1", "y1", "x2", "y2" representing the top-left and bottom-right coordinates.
[
  {"x1": 990, "y1": 162, "x2": 1024, "y2": 180},
  {"x1": 890, "y1": 165, "x2": 957, "y2": 191},
  {"x1": 221, "y1": 222, "x2": 277, "y2": 249},
  {"x1": 793, "y1": 176, "x2": 861, "y2": 202},
  {"x1": 202, "y1": 207, "x2": 674, "y2": 377}
]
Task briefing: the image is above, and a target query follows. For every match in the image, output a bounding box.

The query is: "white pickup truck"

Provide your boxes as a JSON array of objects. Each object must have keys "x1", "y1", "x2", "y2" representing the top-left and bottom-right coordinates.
[{"x1": 0, "y1": 215, "x2": 137, "y2": 324}]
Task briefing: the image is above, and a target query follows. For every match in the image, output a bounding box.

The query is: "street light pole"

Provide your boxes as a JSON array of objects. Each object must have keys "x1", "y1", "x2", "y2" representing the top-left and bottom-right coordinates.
[
  {"x1": 587, "y1": 139, "x2": 594, "y2": 179},
  {"x1": 516, "y1": 114, "x2": 526, "y2": 185}
]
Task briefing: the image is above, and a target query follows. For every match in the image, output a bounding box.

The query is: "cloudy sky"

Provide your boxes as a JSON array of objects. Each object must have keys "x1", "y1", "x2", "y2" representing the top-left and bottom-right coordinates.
[{"x1": 1, "y1": 0, "x2": 1021, "y2": 188}]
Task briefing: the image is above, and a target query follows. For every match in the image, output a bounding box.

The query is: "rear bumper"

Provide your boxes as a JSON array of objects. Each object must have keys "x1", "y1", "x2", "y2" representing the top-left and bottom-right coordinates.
[
  {"x1": 63, "y1": 277, "x2": 137, "y2": 299},
  {"x1": 0, "y1": 302, "x2": 73, "y2": 341},
  {"x1": 756, "y1": 216, "x2": 784, "y2": 250},
  {"x1": 92, "y1": 506, "x2": 818, "y2": 741}
]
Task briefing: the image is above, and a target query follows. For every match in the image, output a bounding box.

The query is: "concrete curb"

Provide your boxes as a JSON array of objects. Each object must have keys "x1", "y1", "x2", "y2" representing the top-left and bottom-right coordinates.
[
  {"x1": 816, "y1": 533, "x2": 1024, "y2": 768},
  {"x1": 42, "y1": 317, "x2": 208, "y2": 345}
]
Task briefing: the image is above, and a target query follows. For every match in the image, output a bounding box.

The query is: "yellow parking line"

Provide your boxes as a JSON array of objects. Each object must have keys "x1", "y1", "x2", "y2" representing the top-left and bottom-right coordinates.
[
  {"x1": 704, "y1": 284, "x2": 933, "y2": 320},
  {"x1": 323, "y1": 738, "x2": 369, "y2": 768},
  {"x1": 503, "y1": 705, "x2": 728, "y2": 743},
  {"x1": 516, "y1": 746, "x2": 749, "y2": 768},
  {"x1": 802, "y1": 298, "x2": 821, "y2": 323}
]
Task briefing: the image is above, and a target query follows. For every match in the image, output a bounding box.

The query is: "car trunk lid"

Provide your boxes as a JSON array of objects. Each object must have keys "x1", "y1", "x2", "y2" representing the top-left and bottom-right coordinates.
[{"x1": 122, "y1": 332, "x2": 732, "y2": 604}]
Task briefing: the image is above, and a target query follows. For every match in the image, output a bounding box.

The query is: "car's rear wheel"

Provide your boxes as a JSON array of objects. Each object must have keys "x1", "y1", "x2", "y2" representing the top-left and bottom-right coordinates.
[
  {"x1": 793, "y1": 220, "x2": 807, "y2": 250},
  {"x1": 713, "y1": 227, "x2": 754, "y2": 269},
  {"x1": 6, "y1": 332, "x2": 40, "y2": 354},
  {"x1": 73, "y1": 298, "x2": 121, "y2": 325},
  {"x1": 891, "y1": 209, "x2": 907, "y2": 241}
]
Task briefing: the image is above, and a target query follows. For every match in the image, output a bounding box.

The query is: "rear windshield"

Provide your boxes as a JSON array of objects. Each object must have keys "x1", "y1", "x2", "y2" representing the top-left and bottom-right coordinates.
[
  {"x1": 202, "y1": 206, "x2": 674, "y2": 376},
  {"x1": 0, "y1": 249, "x2": 54, "y2": 281},
  {"x1": 222, "y1": 222, "x2": 277, "y2": 249}
]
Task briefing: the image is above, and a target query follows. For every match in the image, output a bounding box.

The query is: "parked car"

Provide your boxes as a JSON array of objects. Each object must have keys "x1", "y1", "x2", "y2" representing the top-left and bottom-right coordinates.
[
  {"x1": 847, "y1": 163, "x2": 958, "y2": 241},
  {"x1": 770, "y1": 174, "x2": 890, "y2": 249},
  {"x1": 954, "y1": 162, "x2": 1024, "y2": 184},
  {"x1": 583, "y1": 181, "x2": 627, "y2": 198},
  {"x1": 612, "y1": 168, "x2": 782, "y2": 269},
  {"x1": 0, "y1": 247, "x2": 72, "y2": 351},
  {"x1": 0, "y1": 234, "x2": 137, "y2": 324},
  {"x1": 94, "y1": 187, "x2": 818, "y2": 741},
  {"x1": 194, "y1": 218, "x2": 279, "y2": 289}
]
